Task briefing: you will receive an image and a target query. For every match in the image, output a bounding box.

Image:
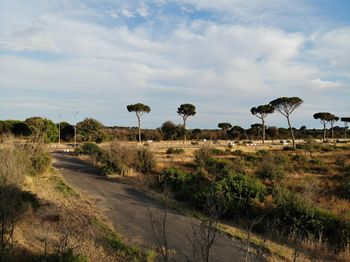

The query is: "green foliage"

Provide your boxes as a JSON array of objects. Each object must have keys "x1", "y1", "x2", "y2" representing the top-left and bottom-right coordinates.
[
  {"x1": 76, "y1": 118, "x2": 106, "y2": 143},
  {"x1": 269, "y1": 191, "x2": 350, "y2": 252},
  {"x1": 75, "y1": 142, "x2": 102, "y2": 157},
  {"x1": 108, "y1": 235, "x2": 142, "y2": 260},
  {"x1": 256, "y1": 159, "x2": 286, "y2": 181},
  {"x1": 126, "y1": 103, "x2": 151, "y2": 114},
  {"x1": 160, "y1": 167, "x2": 194, "y2": 192},
  {"x1": 193, "y1": 148, "x2": 213, "y2": 168},
  {"x1": 160, "y1": 121, "x2": 186, "y2": 140},
  {"x1": 166, "y1": 148, "x2": 184, "y2": 154},
  {"x1": 215, "y1": 173, "x2": 266, "y2": 216},
  {"x1": 134, "y1": 148, "x2": 155, "y2": 174},
  {"x1": 218, "y1": 123, "x2": 232, "y2": 133},
  {"x1": 177, "y1": 104, "x2": 196, "y2": 119},
  {"x1": 92, "y1": 218, "x2": 148, "y2": 261},
  {"x1": 25, "y1": 117, "x2": 59, "y2": 143},
  {"x1": 0, "y1": 120, "x2": 31, "y2": 137},
  {"x1": 59, "y1": 122, "x2": 74, "y2": 141},
  {"x1": 30, "y1": 151, "x2": 51, "y2": 175},
  {"x1": 50, "y1": 176, "x2": 78, "y2": 197}
]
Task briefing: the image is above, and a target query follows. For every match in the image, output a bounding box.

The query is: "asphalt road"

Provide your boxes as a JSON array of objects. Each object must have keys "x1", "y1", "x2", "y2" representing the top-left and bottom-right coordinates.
[{"x1": 52, "y1": 152, "x2": 245, "y2": 261}]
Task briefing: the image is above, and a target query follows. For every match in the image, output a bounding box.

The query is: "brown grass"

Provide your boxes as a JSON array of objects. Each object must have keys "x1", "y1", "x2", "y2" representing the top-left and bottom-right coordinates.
[{"x1": 13, "y1": 169, "x2": 126, "y2": 261}]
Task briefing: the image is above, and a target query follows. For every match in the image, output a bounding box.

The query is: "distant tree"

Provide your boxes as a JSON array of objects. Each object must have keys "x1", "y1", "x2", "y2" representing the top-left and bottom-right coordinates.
[
  {"x1": 341, "y1": 117, "x2": 350, "y2": 139},
  {"x1": 250, "y1": 104, "x2": 274, "y2": 144},
  {"x1": 313, "y1": 112, "x2": 334, "y2": 141},
  {"x1": 266, "y1": 126, "x2": 279, "y2": 143},
  {"x1": 177, "y1": 103, "x2": 196, "y2": 141},
  {"x1": 25, "y1": 117, "x2": 58, "y2": 143},
  {"x1": 127, "y1": 103, "x2": 151, "y2": 143},
  {"x1": 192, "y1": 128, "x2": 202, "y2": 140},
  {"x1": 0, "y1": 120, "x2": 30, "y2": 137},
  {"x1": 59, "y1": 122, "x2": 75, "y2": 141},
  {"x1": 160, "y1": 121, "x2": 185, "y2": 140},
  {"x1": 249, "y1": 124, "x2": 263, "y2": 140},
  {"x1": 270, "y1": 97, "x2": 303, "y2": 149},
  {"x1": 76, "y1": 118, "x2": 105, "y2": 143},
  {"x1": 218, "y1": 123, "x2": 232, "y2": 140},
  {"x1": 11, "y1": 121, "x2": 31, "y2": 137},
  {"x1": 227, "y1": 125, "x2": 246, "y2": 140},
  {"x1": 329, "y1": 115, "x2": 339, "y2": 140}
]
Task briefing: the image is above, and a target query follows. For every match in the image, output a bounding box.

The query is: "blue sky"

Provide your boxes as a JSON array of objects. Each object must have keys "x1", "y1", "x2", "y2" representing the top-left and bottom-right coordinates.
[{"x1": 0, "y1": 0, "x2": 349, "y2": 129}]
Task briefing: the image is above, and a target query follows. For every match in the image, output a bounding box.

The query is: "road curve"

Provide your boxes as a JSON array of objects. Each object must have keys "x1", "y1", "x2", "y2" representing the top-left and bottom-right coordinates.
[{"x1": 52, "y1": 152, "x2": 245, "y2": 261}]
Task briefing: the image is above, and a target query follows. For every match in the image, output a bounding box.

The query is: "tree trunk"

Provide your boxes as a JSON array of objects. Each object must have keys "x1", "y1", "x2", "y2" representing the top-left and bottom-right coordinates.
[
  {"x1": 345, "y1": 123, "x2": 348, "y2": 139},
  {"x1": 323, "y1": 123, "x2": 326, "y2": 142},
  {"x1": 287, "y1": 116, "x2": 296, "y2": 149},
  {"x1": 262, "y1": 119, "x2": 265, "y2": 144},
  {"x1": 183, "y1": 118, "x2": 187, "y2": 142},
  {"x1": 331, "y1": 123, "x2": 334, "y2": 140},
  {"x1": 137, "y1": 116, "x2": 141, "y2": 143}
]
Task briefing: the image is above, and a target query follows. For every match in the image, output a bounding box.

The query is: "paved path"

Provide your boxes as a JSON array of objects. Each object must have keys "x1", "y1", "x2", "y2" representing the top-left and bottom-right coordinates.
[{"x1": 52, "y1": 152, "x2": 245, "y2": 261}]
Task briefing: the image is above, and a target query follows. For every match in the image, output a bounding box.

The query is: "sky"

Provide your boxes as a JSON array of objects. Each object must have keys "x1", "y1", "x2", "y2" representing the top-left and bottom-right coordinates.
[{"x1": 0, "y1": 0, "x2": 349, "y2": 129}]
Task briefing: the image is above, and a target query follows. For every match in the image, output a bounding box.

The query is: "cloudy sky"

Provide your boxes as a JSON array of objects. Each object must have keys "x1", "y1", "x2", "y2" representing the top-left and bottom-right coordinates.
[{"x1": 0, "y1": 0, "x2": 349, "y2": 129}]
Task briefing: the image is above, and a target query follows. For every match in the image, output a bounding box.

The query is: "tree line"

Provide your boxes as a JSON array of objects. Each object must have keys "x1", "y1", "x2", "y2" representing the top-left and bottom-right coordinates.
[{"x1": 0, "y1": 97, "x2": 349, "y2": 145}]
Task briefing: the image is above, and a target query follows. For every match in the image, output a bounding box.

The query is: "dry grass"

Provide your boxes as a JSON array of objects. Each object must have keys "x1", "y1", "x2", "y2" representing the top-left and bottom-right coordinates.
[{"x1": 12, "y1": 169, "x2": 130, "y2": 261}]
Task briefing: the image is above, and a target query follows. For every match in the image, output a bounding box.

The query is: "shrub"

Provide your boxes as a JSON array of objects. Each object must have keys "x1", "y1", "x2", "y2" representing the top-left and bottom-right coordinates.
[
  {"x1": 166, "y1": 148, "x2": 184, "y2": 154},
  {"x1": 232, "y1": 150, "x2": 244, "y2": 156},
  {"x1": 257, "y1": 149, "x2": 270, "y2": 156},
  {"x1": 76, "y1": 142, "x2": 102, "y2": 157},
  {"x1": 270, "y1": 191, "x2": 350, "y2": 252},
  {"x1": 215, "y1": 173, "x2": 266, "y2": 216},
  {"x1": 30, "y1": 150, "x2": 51, "y2": 175},
  {"x1": 291, "y1": 154, "x2": 309, "y2": 172},
  {"x1": 255, "y1": 159, "x2": 286, "y2": 181},
  {"x1": 160, "y1": 167, "x2": 193, "y2": 192},
  {"x1": 134, "y1": 148, "x2": 155, "y2": 174},
  {"x1": 99, "y1": 143, "x2": 134, "y2": 175},
  {"x1": 194, "y1": 148, "x2": 213, "y2": 168},
  {"x1": 335, "y1": 154, "x2": 348, "y2": 169}
]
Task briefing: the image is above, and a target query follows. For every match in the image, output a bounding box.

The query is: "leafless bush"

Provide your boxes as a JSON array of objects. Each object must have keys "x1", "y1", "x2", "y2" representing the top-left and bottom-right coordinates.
[
  {"x1": 148, "y1": 188, "x2": 171, "y2": 262},
  {"x1": 187, "y1": 186, "x2": 223, "y2": 262}
]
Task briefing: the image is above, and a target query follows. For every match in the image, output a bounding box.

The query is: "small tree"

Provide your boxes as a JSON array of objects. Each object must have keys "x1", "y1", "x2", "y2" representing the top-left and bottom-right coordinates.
[
  {"x1": 127, "y1": 103, "x2": 151, "y2": 143},
  {"x1": 218, "y1": 123, "x2": 232, "y2": 140},
  {"x1": 341, "y1": 117, "x2": 350, "y2": 139},
  {"x1": 313, "y1": 112, "x2": 333, "y2": 141},
  {"x1": 76, "y1": 118, "x2": 105, "y2": 143},
  {"x1": 270, "y1": 97, "x2": 303, "y2": 149},
  {"x1": 250, "y1": 104, "x2": 274, "y2": 144},
  {"x1": 25, "y1": 117, "x2": 59, "y2": 143},
  {"x1": 177, "y1": 104, "x2": 196, "y2": 141}
]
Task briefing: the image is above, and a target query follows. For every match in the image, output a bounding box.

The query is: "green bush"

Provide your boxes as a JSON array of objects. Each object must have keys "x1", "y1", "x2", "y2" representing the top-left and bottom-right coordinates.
[
  {"x1": 134, "y1": 149, "x2": 155, "y2": 174},
  {"x1": 166, "y1": 148, "x2": 185, "y2": 154},
  {"x1": 269, "y1": 191, "x2": 350, "y2": 252},
  {"x1": 160, "y1": 167, "x2": 193, "y2": 192},
  {"x1": 30, "y1": 150, "x2": 51, "y2": 175},
  {"x1": 194, "y1": 148, "x2": 213, "y2": 168},
  {"x1": 256, "y1": 158, "x2": 286, "y2": 181},
  {"x1": 215, "y1": 173, "x2": 266, "y2": 216},
  {"x1": 76, "y1": 142, "x2": 102, "y2": 157}
]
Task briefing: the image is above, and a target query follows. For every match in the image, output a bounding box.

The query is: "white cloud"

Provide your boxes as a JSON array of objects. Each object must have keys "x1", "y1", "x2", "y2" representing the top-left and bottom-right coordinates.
[
  {"x1": 0, "y1": 0, "x2": 349, "y2": 128},
  {"x1": 137, "y1": 3, "x2": 150, "y2": 17}
]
